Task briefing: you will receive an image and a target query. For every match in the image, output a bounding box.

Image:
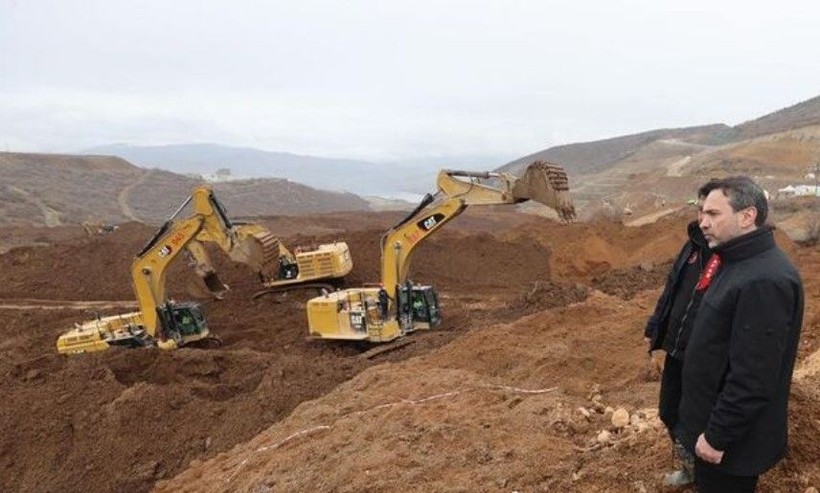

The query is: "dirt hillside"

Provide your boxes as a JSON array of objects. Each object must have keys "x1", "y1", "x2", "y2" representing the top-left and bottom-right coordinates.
[
  {"x1": 498, "y1": 95, "x2": 820, "y2": 222},
  {"x1": 0, "y1": 152, "x2": 370, "y2": 228},
  {"x1": 0, "y1": 210, "x2": 817, "y2": 493}
]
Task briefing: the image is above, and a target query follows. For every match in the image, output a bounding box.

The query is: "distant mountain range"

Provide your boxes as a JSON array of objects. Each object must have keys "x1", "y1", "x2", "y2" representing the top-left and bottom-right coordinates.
[
  {"x1": 500, "y1": 94, "x2": 820, "y2": 220},
  {"x1": 3, "y1": 94, "x2": 818, "y2": 228},
  {"x1": 82, "y1": 95, "x2": 820, "y2": 201},
  {"x1": 500, "y1": 94, "x2": 820, "y2": 177},
  {"x1": 81, "y1": 143, "x2": 514, "y2": 198},
  {"x1": 81, "y1": 143, "x2": 392, "y2": 196}
]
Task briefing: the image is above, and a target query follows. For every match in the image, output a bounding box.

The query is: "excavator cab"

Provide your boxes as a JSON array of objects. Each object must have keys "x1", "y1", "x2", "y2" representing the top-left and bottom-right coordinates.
[
  {"x1": 278, "y1": 258, "x2": 300, "y2": 280},
  {"x1": 156, "y1": 302, "x2": 211, "y2": 345},
  {"x1": 397, "y1": 283, "x2": 441, "y2": 331}
]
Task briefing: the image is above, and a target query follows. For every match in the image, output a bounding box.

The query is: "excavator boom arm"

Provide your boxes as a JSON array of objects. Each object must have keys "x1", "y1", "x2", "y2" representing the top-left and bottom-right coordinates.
[
  {"x1": 131, "y1": 216, "x2": 205, "y2": 339},
  {"x1": 380, "y1": 197, "x2": 466, "y2": 299},
  {"x1": 57, "y1": 185, "x2": 287, "y2": 353},
  {"x1": 305, "y1": 161, "x2": 573, "y2": 343},
  {"x1": 380, "y1": 161, "x2": 575, "y2": 299},
  {"x1": 130, "y1": 186, "x2": 280, "y2": 340}
]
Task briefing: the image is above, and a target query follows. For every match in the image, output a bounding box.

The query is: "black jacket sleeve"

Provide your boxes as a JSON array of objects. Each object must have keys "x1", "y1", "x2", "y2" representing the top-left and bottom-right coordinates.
[{"x1": 644, "y1": 242, "x2": 691, "y2": 342}]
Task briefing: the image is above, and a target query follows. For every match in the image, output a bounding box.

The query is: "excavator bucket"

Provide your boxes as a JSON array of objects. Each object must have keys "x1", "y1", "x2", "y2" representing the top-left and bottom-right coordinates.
[
  {"x1": 512, "y1": 161, "x2": 576, "y2": 221},
  {"x1": 232, "y1": 226, "x2": 282, "y2": 279},
  {"x1": 201, "y1": 271, "x2": 229, "y2": 295}
]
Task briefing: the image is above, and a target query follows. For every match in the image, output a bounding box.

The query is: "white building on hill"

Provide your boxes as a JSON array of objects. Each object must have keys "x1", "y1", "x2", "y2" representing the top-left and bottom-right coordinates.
[
  {"x1": 777, "y1": 184, "x2": 820, "y2": 197},
  {"x1": 203, "y1": 168, "x2": 234, "y2": 182}
]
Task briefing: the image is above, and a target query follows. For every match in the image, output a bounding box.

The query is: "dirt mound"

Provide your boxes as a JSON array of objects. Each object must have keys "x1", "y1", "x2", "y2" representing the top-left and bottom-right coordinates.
[
  {"x1": 155, "y1": 288, "x2": 820, "y2": 493},
  {"x1": 503, "y1": 214, "x2": 691, "y2": 279},
  {"x1": 1, "y1": 209, "x2": 817, "y2": 493},
  {"x1": 592, "y1": 261, "x2": 672, "y2": 300}
]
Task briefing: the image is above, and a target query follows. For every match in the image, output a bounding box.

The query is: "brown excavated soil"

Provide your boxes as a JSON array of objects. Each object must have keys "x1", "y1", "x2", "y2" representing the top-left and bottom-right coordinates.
[{"x1": 0, "y1": 210, "x2": 818, "y2": 493}]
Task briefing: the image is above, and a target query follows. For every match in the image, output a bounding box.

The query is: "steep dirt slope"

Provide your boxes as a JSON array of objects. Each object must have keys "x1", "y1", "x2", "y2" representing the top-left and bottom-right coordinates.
[
  {"x1": 547, "y1": 125, "x2": 820, "y2": 222},
  {"x1": 732, "y1": 95, "x2": 820, "y2": 141},
  {"x1": 501, "y1": 94, "x2": 820, "y2": 178},
  {"x1": 498, "y1": 94, "x2": 820, "y2": 220}
]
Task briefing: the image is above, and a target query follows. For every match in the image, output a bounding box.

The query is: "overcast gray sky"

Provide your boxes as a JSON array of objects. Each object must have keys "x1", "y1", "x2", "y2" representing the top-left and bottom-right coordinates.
[{"x1": 1, "y1": 0, "x2": 819, "y2": 163}]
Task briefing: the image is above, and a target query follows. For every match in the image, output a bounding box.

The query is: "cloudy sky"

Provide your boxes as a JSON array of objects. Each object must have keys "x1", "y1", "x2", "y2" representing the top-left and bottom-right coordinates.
[{"x1": 1, "y1": 0, "x2": 819, "y2": 164}]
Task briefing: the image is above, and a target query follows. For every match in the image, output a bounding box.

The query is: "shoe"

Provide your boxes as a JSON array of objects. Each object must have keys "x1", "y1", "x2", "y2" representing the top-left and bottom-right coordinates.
[
  {"x1": 663, "y1": 439, "x2": 695, "y2": 487},
  {"x1": 662, "y1": 468, "x2": 694, "y2": 487},
  {"x1": 673, "y1": 439, "x2": 695, "y2": 472}
]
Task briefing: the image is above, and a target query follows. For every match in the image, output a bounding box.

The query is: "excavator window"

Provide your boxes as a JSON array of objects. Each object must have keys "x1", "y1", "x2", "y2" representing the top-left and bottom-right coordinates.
[
  {"x1": 172, "y1": 307, "x2": 204, "y2": 336},
  {"x1": 278, "y1": 258, "x2": 299, "y2": 280},
  {"x1": 411, "y1": 292, "x2": 427, "y2": 321},
  {"x1": 408, "y1": 286, "x2": 441, "y2": 327},
  {"x1": 423, "y1": 288, "x2": 441, "y2": 327}
]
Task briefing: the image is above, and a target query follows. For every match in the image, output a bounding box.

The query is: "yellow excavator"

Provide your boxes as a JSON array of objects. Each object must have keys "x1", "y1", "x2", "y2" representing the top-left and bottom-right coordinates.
[
  {"x1": 305, "y1": 161, "x2": 575, "y2": 343},
  {"x1": 57, "y1": 185, "x2": 353, "y2": 354}
]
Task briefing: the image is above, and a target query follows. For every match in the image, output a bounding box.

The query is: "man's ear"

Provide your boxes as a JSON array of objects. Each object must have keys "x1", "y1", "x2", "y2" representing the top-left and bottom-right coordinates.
[{"x1": 740, "y1": 207, "x2": 758, "y2": 228}]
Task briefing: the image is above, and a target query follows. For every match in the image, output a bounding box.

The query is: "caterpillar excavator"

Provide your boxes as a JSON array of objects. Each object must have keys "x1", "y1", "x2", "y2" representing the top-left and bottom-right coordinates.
[
  {"x1": 305, "y1": 161, "x2": 575, "y2": 343},
  {"x1": 57, "y1": 185, "x2": 353, "y2": 354}
]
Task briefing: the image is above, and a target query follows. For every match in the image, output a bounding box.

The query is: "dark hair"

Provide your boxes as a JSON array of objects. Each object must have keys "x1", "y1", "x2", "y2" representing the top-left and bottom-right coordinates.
[{"x1": 697, "y1": 176, "x2": 768, "y2": 226}]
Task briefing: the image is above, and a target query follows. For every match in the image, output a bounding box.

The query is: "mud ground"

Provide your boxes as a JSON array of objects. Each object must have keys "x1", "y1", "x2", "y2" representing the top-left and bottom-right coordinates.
[{"x1": 0, "y1": 209, "x2": 817, "y2": 493}]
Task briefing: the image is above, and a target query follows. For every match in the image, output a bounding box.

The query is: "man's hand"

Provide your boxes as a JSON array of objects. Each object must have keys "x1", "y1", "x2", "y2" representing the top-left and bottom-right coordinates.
[{"x1": 695, "y1": 433, "x2": 724, "y2": 464}]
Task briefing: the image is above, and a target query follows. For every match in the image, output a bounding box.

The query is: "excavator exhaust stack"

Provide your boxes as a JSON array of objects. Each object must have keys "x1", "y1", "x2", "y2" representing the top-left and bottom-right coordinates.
[{"x1": 512, "y1": 161, "x2": 576, "y2": 221}]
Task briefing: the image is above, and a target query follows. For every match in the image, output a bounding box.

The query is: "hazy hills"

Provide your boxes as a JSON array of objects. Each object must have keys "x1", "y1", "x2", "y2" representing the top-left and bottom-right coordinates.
[
  {"x1": 501, "y1": 95, "x2": 820, "y2": 178},
  {"x1": 3, "y1": 94, "x2": 819, "y2": 229},
  {"x1": 500, "y1": 94, "x2": 820, "y2": 220},
  {"x1": 0, "y1": 152, "x2": 370, "y2": 227},
  {"x1": 732, "y1": 95, "x2": 820, "y2": 141},
  {"x1": 82, "y1": 143, "x2": 452, "y2": 198},
  {"x1": 500, "y1": 124, "x2": 731, "y2": 176}
]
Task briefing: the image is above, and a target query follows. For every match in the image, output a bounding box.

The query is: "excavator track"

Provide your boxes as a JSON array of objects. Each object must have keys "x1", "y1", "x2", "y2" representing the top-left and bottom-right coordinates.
[
  {"x1": 252, "y1": 282, "x2": 337, "y2": 299},
  {"x1": 182, "y1": 335, "x2": 223, "y2": 350}
]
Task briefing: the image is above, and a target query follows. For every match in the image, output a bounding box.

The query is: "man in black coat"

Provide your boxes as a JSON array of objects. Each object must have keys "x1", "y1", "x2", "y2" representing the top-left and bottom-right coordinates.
[
  {"x1": 644, "y1": 211, "x2": 712, "y2": 485},
  {"x1": 678, "y1": 176, "x2": 804, "y2": 493}
]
